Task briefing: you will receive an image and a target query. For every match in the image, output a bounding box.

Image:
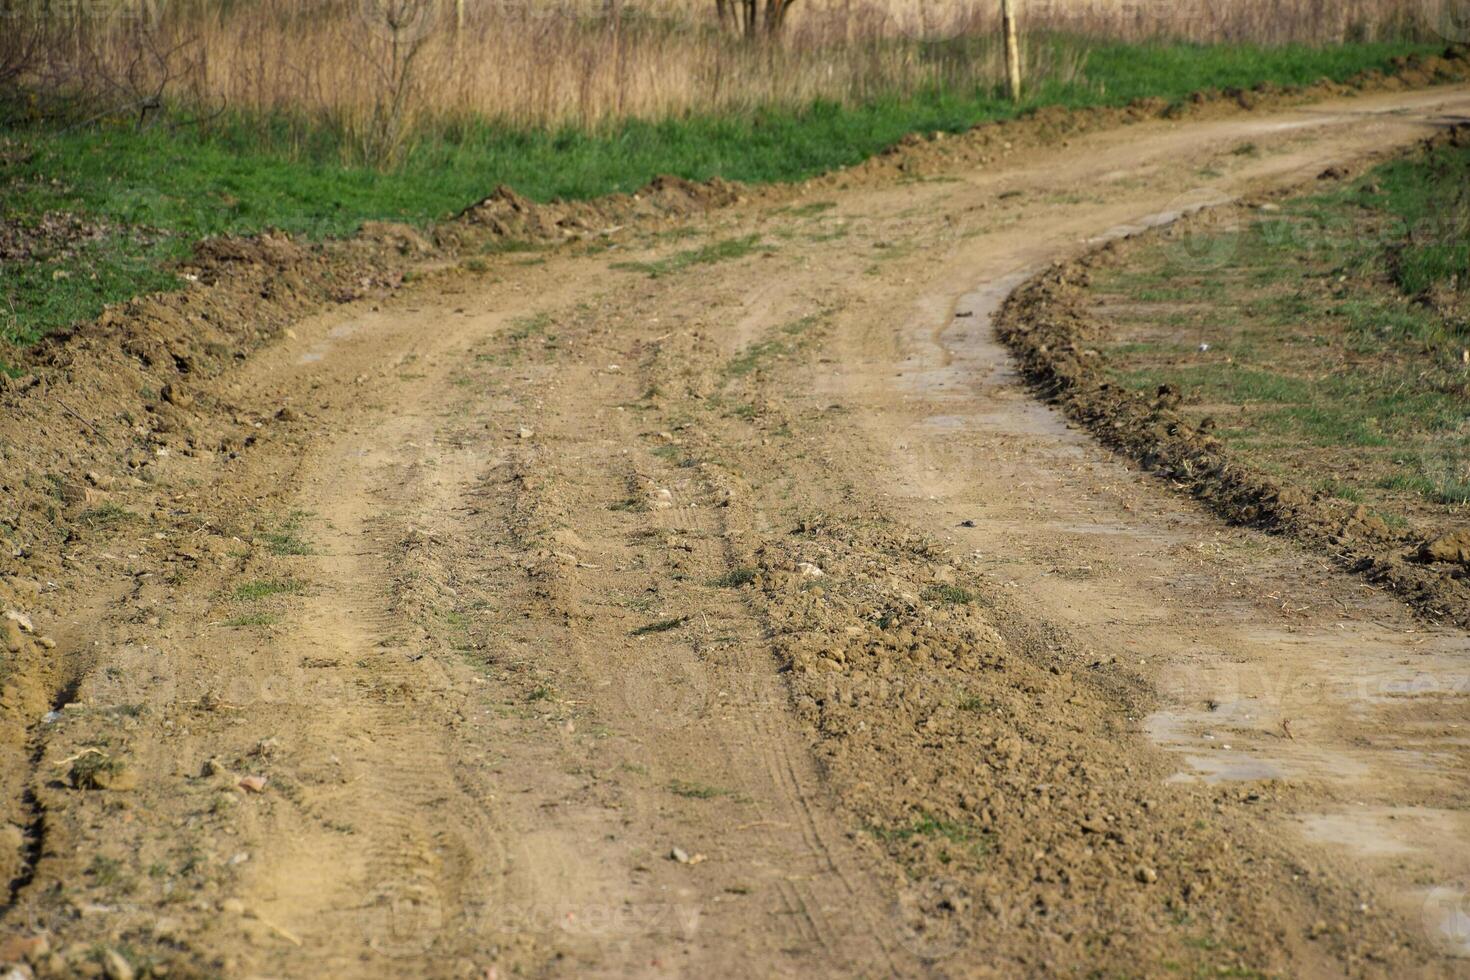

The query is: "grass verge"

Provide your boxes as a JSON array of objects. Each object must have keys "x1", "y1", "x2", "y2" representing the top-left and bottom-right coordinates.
[
  {"x1": 996, "y1": 129, "x2": 1470, "y2": 624},
  {"x1": 1089, "y1": 135, "x2": 1469, "y2": 519}
]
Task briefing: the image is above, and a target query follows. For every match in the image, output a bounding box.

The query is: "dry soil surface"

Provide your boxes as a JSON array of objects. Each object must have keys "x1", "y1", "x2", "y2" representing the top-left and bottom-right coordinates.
[{"x1": 5, "y1": 85, "x2": 1470, "y2": 979}]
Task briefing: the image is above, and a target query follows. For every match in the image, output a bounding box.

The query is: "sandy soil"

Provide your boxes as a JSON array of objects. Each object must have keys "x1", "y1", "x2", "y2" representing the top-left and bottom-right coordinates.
[{"x1": 4, "y1": 84, "x2": 1470, "y2": 978}]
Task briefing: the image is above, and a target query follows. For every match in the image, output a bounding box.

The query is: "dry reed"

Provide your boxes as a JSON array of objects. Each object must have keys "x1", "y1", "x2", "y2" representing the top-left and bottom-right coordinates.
[{"x1": 0, "y1": 0, "x2": 1458, "y2": 158}]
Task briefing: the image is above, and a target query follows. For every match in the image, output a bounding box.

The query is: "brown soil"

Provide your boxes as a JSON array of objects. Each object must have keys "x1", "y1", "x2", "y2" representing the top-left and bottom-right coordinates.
[{"x1": 4, "y1": 76, "x2": 1470, "y2": 980}]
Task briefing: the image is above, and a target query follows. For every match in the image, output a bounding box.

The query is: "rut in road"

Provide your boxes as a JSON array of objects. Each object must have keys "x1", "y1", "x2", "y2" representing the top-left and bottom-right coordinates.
[{"x1": 7, "y1": 84, "x2": 1470, "y2": 979}]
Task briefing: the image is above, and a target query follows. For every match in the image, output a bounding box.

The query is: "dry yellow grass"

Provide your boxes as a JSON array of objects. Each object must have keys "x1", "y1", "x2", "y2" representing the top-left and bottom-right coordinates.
[{"x1": 3, "y1": 0, "x2": 1458, "y2": 156}]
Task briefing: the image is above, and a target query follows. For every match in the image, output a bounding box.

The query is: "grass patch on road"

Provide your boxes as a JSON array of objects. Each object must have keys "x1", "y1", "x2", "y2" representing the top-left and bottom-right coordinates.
[
  {"x1": 232, "y1": 579, "x2": 305, "y2": 602},
  {"x1": 1089, "y1": 136, "x2": 1470, "y2": 529},
  {"x1": 613, "y1": 235, "x2": 765, "y2": 279}
]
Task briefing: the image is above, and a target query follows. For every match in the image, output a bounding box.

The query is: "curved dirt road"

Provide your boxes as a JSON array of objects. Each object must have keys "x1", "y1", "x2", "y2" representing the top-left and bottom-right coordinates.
[{"x1": 7, "y1": 85, "x2": 1470, "y2": 978}]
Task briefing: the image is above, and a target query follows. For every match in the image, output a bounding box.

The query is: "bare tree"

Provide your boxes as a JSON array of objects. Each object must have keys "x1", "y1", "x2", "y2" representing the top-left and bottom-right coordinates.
[
  {"x1": 716, "y1": 0, "x2": 797, "y2": 40},
  {"x1": 356, "y1": 0, "x2": 441, "y2": 166}
]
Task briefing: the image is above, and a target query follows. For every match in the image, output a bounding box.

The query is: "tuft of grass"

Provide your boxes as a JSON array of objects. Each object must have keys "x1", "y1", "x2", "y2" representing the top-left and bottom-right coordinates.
[
  {"x1": 722, "y1": 315, "x2": 821, "y2": 381},
  {"x1": 668, "y1": 779, "x2": 731, "y2": 799},
  {"x1": 613, "y1": 235, "x2": 765, "y2": 279},
  {"x1": 712, "y1": 567, "x2": 757, "y2": 588},
  {"x1": 75, "y1": 504, "x2": 136, "y2": 531},
  {"x1": 263, "y1": 532, "x2": 313, "y2": 556},
  {"x1": 922, "y1": 584, "x2": 975, "y2": 605},
  {"x1": 232, "y1": 579, "x2": 305, "y2": 601},
  {"x1": 224, "y1": 613, "x2": 279, "y2": 627},
  {"x1": 86, "y1": 855, "x2": 128, "y2": 888},
  {"x1": 507, "y1": 311, "x2": 554, "y2": 341},
  {"x1": 869, "y1": 812, "x2": 993, "y2": 864}
]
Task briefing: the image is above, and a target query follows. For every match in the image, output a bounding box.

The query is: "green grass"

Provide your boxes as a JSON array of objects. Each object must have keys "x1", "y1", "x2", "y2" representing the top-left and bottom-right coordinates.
[
  {"x1": 507, "y1": 311, "x2": 554, "y2": 341},
  {"x1": 224, "y1": 613, "x2": 279, "y2": 627},
  {"x1": 869, "y1": 813, "x2": 993, "y2": 864},
  {"x1": 723, "y1": 313, "x2": 823, "y2": 379},
  {"x1": 232, "y1": 579, "x2": 305, "y2": 601},
  {"x1": 261, "y1": 512, "x2": 313, "y2": 556},
  {"x1": 612, "y1": 234, "x2": 764, "y2": 278},
  {"x1": 0, "y1": 38, "x2": 1442, "y2": 345},
  {"x1": 711, "y1": 567, "x2": 757, "y2": 588},
  {"x1": 1094, "y1": 137, "x2": 1470, "y2": 516},
  {"x1": 75, "y1": 504, "x2": 137, "y2": 531},
  {"x1": 921, "y1": 584, "x2": 975, "y2": 605}
]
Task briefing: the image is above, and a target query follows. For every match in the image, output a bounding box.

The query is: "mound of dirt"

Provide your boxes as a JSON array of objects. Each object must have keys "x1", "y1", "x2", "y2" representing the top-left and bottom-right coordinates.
[
  {"x1": 0, "y1": 228, "x2": 417, "y2": 932},
  {"x1": 453, "y1": 175, "x2": 745, "y2": 244},
  {"x1": 994, "y1": 135, "x2": 1470, "y2": 627}
]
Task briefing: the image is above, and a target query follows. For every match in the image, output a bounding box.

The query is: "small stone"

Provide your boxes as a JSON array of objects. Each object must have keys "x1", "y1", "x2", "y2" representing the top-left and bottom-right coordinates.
[
  {"x1": 0, "y1": 933, "x2": 48, "y2": 964},
  {"x1": 1420, "y1": 529, "x2": 1470, "y2": 566},
  {"x1": 517, "y1": 427, "x2": 534, "y2": 440},
  {"x1": 669, "y1": 846, "x2": 707, "y2": 865},
  {"x1": 4, "y1": 610, "x2": 35, "y2": 633},
  {"x1": 36, "y1": 637, "x2": 55, "y2": 650},
  {"x1": 220, "y1": 898, "x2": 247, "y2": 916},
  {"x1": 100, "y1": 949, "x2": 133, "y2": 980},
  {"x1": 159, "y1": 384, "x2": 192, "y2": 410},
  {"x1": 1135, "y1": 866, "x2": 1157, "y2": 884},
  {"x1": 200, "y1": 758, "x2": 226, "y2": 778},
  {"x1": 798, "y1": 562, "x2": 824, "y2": 578},
  {"x1": 237, "y1": 775, "x2": 268, "y2": 794}
]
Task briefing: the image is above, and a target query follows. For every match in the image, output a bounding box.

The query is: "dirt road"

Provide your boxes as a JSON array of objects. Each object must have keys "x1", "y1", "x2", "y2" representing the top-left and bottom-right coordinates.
[{"x1": 5, "y1": 85, "x2": 1470, "y2": 978}]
